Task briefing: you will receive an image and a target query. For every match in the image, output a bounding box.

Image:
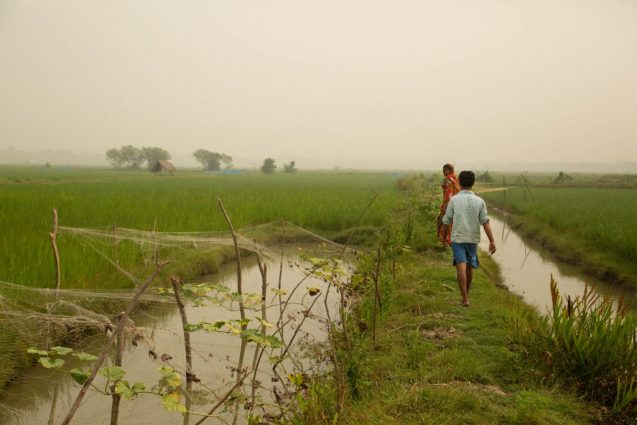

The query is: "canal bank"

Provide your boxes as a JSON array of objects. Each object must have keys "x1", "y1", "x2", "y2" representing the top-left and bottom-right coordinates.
[{"x1": 299, "y1": 228, "x2": 601, "y2": 424}]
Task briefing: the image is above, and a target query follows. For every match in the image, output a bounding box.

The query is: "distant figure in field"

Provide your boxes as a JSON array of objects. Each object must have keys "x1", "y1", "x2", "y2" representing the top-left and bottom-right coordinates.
[
  {"x1": 441, "y1": 171, "x2": 496, "y2": 307},
  {"x1": 437, "y1": 163, "x2": 460, "y2": 245}
]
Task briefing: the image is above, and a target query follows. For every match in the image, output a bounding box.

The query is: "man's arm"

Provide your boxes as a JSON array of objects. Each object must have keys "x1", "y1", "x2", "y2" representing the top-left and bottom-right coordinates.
[
  {"x1": 441, "y1": 223, "x2": 450, "y2": 245},
  {"x1": 482, "y1": 221, "x2": 496, "y2": 254},
  {"x1": 478, "y1": 198, "x2": 496, "y2": 254}
]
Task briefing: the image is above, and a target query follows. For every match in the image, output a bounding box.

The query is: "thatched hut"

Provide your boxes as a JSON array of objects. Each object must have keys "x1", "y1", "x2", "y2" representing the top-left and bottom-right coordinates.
[
  {"x1": 150, "y1": 160, "x2": 176, "y2": 176},
  {"x1": 553, "y1": 171, "x2": 573, "y2": 184}
]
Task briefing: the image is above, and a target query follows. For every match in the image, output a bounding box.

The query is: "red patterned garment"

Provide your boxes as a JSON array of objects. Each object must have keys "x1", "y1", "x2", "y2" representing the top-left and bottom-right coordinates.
[{"x1": 437, "y1": 173, "x2": 460, "y2": 244}]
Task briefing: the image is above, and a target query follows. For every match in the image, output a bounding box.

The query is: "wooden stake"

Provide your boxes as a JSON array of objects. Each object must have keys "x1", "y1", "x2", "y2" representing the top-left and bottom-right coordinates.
[
  {"x1": 372, "y1": 245, "x2": 382, "y2": 349},
  {"x1": 250, "y1": 245, "x2": 268, "y2": 406},
  {"x1": 171, "y1": 277, "x2": 193, "y2": 425},
  {"x1": 216, "y1": 198, "x2": 245, "y2": 323},
  {"x1": 50, "y1": 208, "x2": 61, "y2": 290},
  {"x1": 215, "y1": 197, "x2": 246, "y2": 425},
  {"x1": 276, "y1": 222, "x2": 286, "y2": 343},
  {"x1": 153, "y1": 217, "x2": 159, "y2": 265},
  {"x1": 110, "y1": 312, "x2": 125, "y2": 425},
  {"x1": 47, "y1": 385, "x2": 59, "y2": 425},
  {"x1": 112, "y1": 224, "x2": 119, "y2": 267}
]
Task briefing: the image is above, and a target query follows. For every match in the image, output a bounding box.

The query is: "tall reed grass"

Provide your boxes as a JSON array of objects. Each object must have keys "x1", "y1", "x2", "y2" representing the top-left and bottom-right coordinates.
[{"x1": 539, "y1": 276, "x2": 637, "y2": 418}]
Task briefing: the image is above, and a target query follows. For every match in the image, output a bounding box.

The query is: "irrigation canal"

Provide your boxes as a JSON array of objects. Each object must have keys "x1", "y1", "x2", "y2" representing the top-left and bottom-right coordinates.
[
  {"x1": 0, "y1": 245, "x2": 348, "y2": 425},
  {"x1": 481, "y1": 216, "x2": 636, "y2": 313}
]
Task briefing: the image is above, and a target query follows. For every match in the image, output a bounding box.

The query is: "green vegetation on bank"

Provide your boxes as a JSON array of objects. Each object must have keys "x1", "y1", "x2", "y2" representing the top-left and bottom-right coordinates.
[
  {"x1": 0, "y1": 167, "x2": 398, "y2": 289},
  {"x1": 482, "y1": 186, "x2": 637, "y2": 286},
  {"x1": 298, "y1": 224, "x2": 597, "y2": 424}
]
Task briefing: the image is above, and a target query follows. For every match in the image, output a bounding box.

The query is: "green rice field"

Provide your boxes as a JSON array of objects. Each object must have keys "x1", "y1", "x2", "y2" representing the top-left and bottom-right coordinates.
[
  {"x1": 482, "y1": 185, "x2": 637, "y2": 282},
  {"x1": 0, "y1": 167, "x2": 400, "y2": 289}
]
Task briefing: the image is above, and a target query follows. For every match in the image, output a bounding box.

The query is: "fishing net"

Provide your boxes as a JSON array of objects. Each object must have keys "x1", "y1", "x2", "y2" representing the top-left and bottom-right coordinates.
[{"x1": 0, "y1": 220, "x2": 362, "y2": 424}]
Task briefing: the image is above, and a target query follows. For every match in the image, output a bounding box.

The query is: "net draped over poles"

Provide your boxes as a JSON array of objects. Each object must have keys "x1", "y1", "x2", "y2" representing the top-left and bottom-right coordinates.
[
  {"x1": 0, "y1": 219, "x2": 360, "y2": 424},
  {"x1": 0, "y1": 219, "x2": 358, "y2": 347},
  {"x1": 58, "y1": 220, "x2": 358, "y2": 262}
]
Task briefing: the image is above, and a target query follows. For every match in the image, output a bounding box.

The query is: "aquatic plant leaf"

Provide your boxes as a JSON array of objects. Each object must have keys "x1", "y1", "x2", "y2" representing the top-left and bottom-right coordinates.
[
  {"x1": 287, "y1": 373, "x2": 304, "y2": 386},
  {"x1": 115, "y1": 380, "x2": 146, "y2": 400},
  {"x1": 267, "y1": 355, "x2": 288, "y2": 364},
  {"x1": 241, "y1": 330, "x2": 283, "y2": 348},
  {"x1": 70, "y1": 368, "x2": 89, "y2": 385},
  {"x1": 155, "y1": 287, "x2": 173, "y2": 295},
  {"x1": 73, "y1": 352, "x2": 98, "y2": 361},
  {"x1": 255, "y1": 317, "x2": 274, "y2": 328},
  {"x1": 99, "y1": 366, "x2": 126, "y2": 381},
  {"x1": 158, "y1": 366, "x2": 181, "y2": 388},
  {"x1": 51, "y1": 346, "x2": 73, "y2": 356},
  {"x1": 162, "y1": 392, "x2": 187, "y2": 413},
  {"x1": 39, "y1": 357, "x2": 65, "y2": 369},
  {"x1": 27, "y1": 347, "x2": 50, "y2": 356}
]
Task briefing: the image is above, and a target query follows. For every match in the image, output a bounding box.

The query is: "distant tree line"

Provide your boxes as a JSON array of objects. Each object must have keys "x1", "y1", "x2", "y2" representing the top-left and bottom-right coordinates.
[
  {"x1": 193, "y1": 149, "x2": 232, "y2": 171},
  {"x1": 105, "y1": 146, "x2": 298, "y2": 174},
  {"x1": 105, "y1": 146, "x2": 234, "y2": 171},
  {"x1": 261, "y1": 158, "x2": 297, "y2": 174},
  {"x1": 106, "y1": 146, "x2": 171, "y2": 170}
]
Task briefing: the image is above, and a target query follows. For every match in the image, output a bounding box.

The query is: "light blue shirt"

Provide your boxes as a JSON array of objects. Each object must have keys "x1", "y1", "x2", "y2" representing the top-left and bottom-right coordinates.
[{"x1": 441, "y1": 190, "x2": 489, "y2": 244}]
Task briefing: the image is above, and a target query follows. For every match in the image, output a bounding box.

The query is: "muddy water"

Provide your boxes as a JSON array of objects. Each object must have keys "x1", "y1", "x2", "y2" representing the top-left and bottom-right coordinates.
[
  {"x1": 480, "y1": 216, "x2": 637, "y2": 313},
  {"x1": 0, "y1": 246, "x2": 348, "y2": 425}
]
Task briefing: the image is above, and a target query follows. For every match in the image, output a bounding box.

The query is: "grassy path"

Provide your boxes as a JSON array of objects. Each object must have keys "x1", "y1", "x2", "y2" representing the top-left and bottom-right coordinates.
[{"x1": 317, "y1": 244, "x2": 598, "y2": 424}]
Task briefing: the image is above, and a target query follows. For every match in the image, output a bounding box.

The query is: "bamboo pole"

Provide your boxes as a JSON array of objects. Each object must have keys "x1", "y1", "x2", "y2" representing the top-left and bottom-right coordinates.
[
  {"x1": 339, "y1": 279, "x2": 349, "y2": 347},
  {"x1": 250, "y1": 244, "x2": 268, "y2": 406},
  {"x1": 276, "y1": 222, "x2": 285, "y2": 342},
  {"x1": 153, "y1": 217, "x2": 159, "y2": 265},
  {"x1": 372, "y1": 245, "x2": 381, "y2": 349},
  {"x1": 215, "y1": 197, "x2": 246, "y2": 425},
  {"x1": 112, "y1": 224, "x2": 119, "y2": 267},
  {"x1": 216, "y1": 198, "x2": 245, "y2": 323},
  {"x1": 171, "y1": 277, "x2": 193, "y2": 425},
  {"x1": 47, "y1": 385, "x2": 59, "y2": 425},
  {"x1": 50, "y1": 208, "x2": 61, "y2": 289},
  {"x1": 110, "y1": 312, "x2": 125, "y2": 425}
]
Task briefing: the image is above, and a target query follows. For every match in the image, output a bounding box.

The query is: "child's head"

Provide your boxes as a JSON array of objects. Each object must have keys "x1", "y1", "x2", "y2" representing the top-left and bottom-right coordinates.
[
  {"x1": 442, "y1": 163, "x2": 454, "y2": 176},
  {"x1": 458, "y1": 171, "x2": 475, "y2": 189}
]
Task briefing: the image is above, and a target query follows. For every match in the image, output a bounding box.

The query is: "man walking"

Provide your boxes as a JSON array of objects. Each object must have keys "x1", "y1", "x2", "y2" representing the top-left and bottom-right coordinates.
[{"x1": 441, "y1": 171, "x2": 496, "y2": 307}]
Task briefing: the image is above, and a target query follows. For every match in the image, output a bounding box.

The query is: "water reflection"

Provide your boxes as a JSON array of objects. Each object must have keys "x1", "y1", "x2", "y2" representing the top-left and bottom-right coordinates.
[{"x1": 480, "y1": 216, "x2": 637, "y2": 314}]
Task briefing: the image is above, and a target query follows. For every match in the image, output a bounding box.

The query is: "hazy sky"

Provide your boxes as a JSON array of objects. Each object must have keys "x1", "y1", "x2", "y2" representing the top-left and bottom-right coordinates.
[{"x1": 1, "y1": 0, "x2": 636, "y2": 169}]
